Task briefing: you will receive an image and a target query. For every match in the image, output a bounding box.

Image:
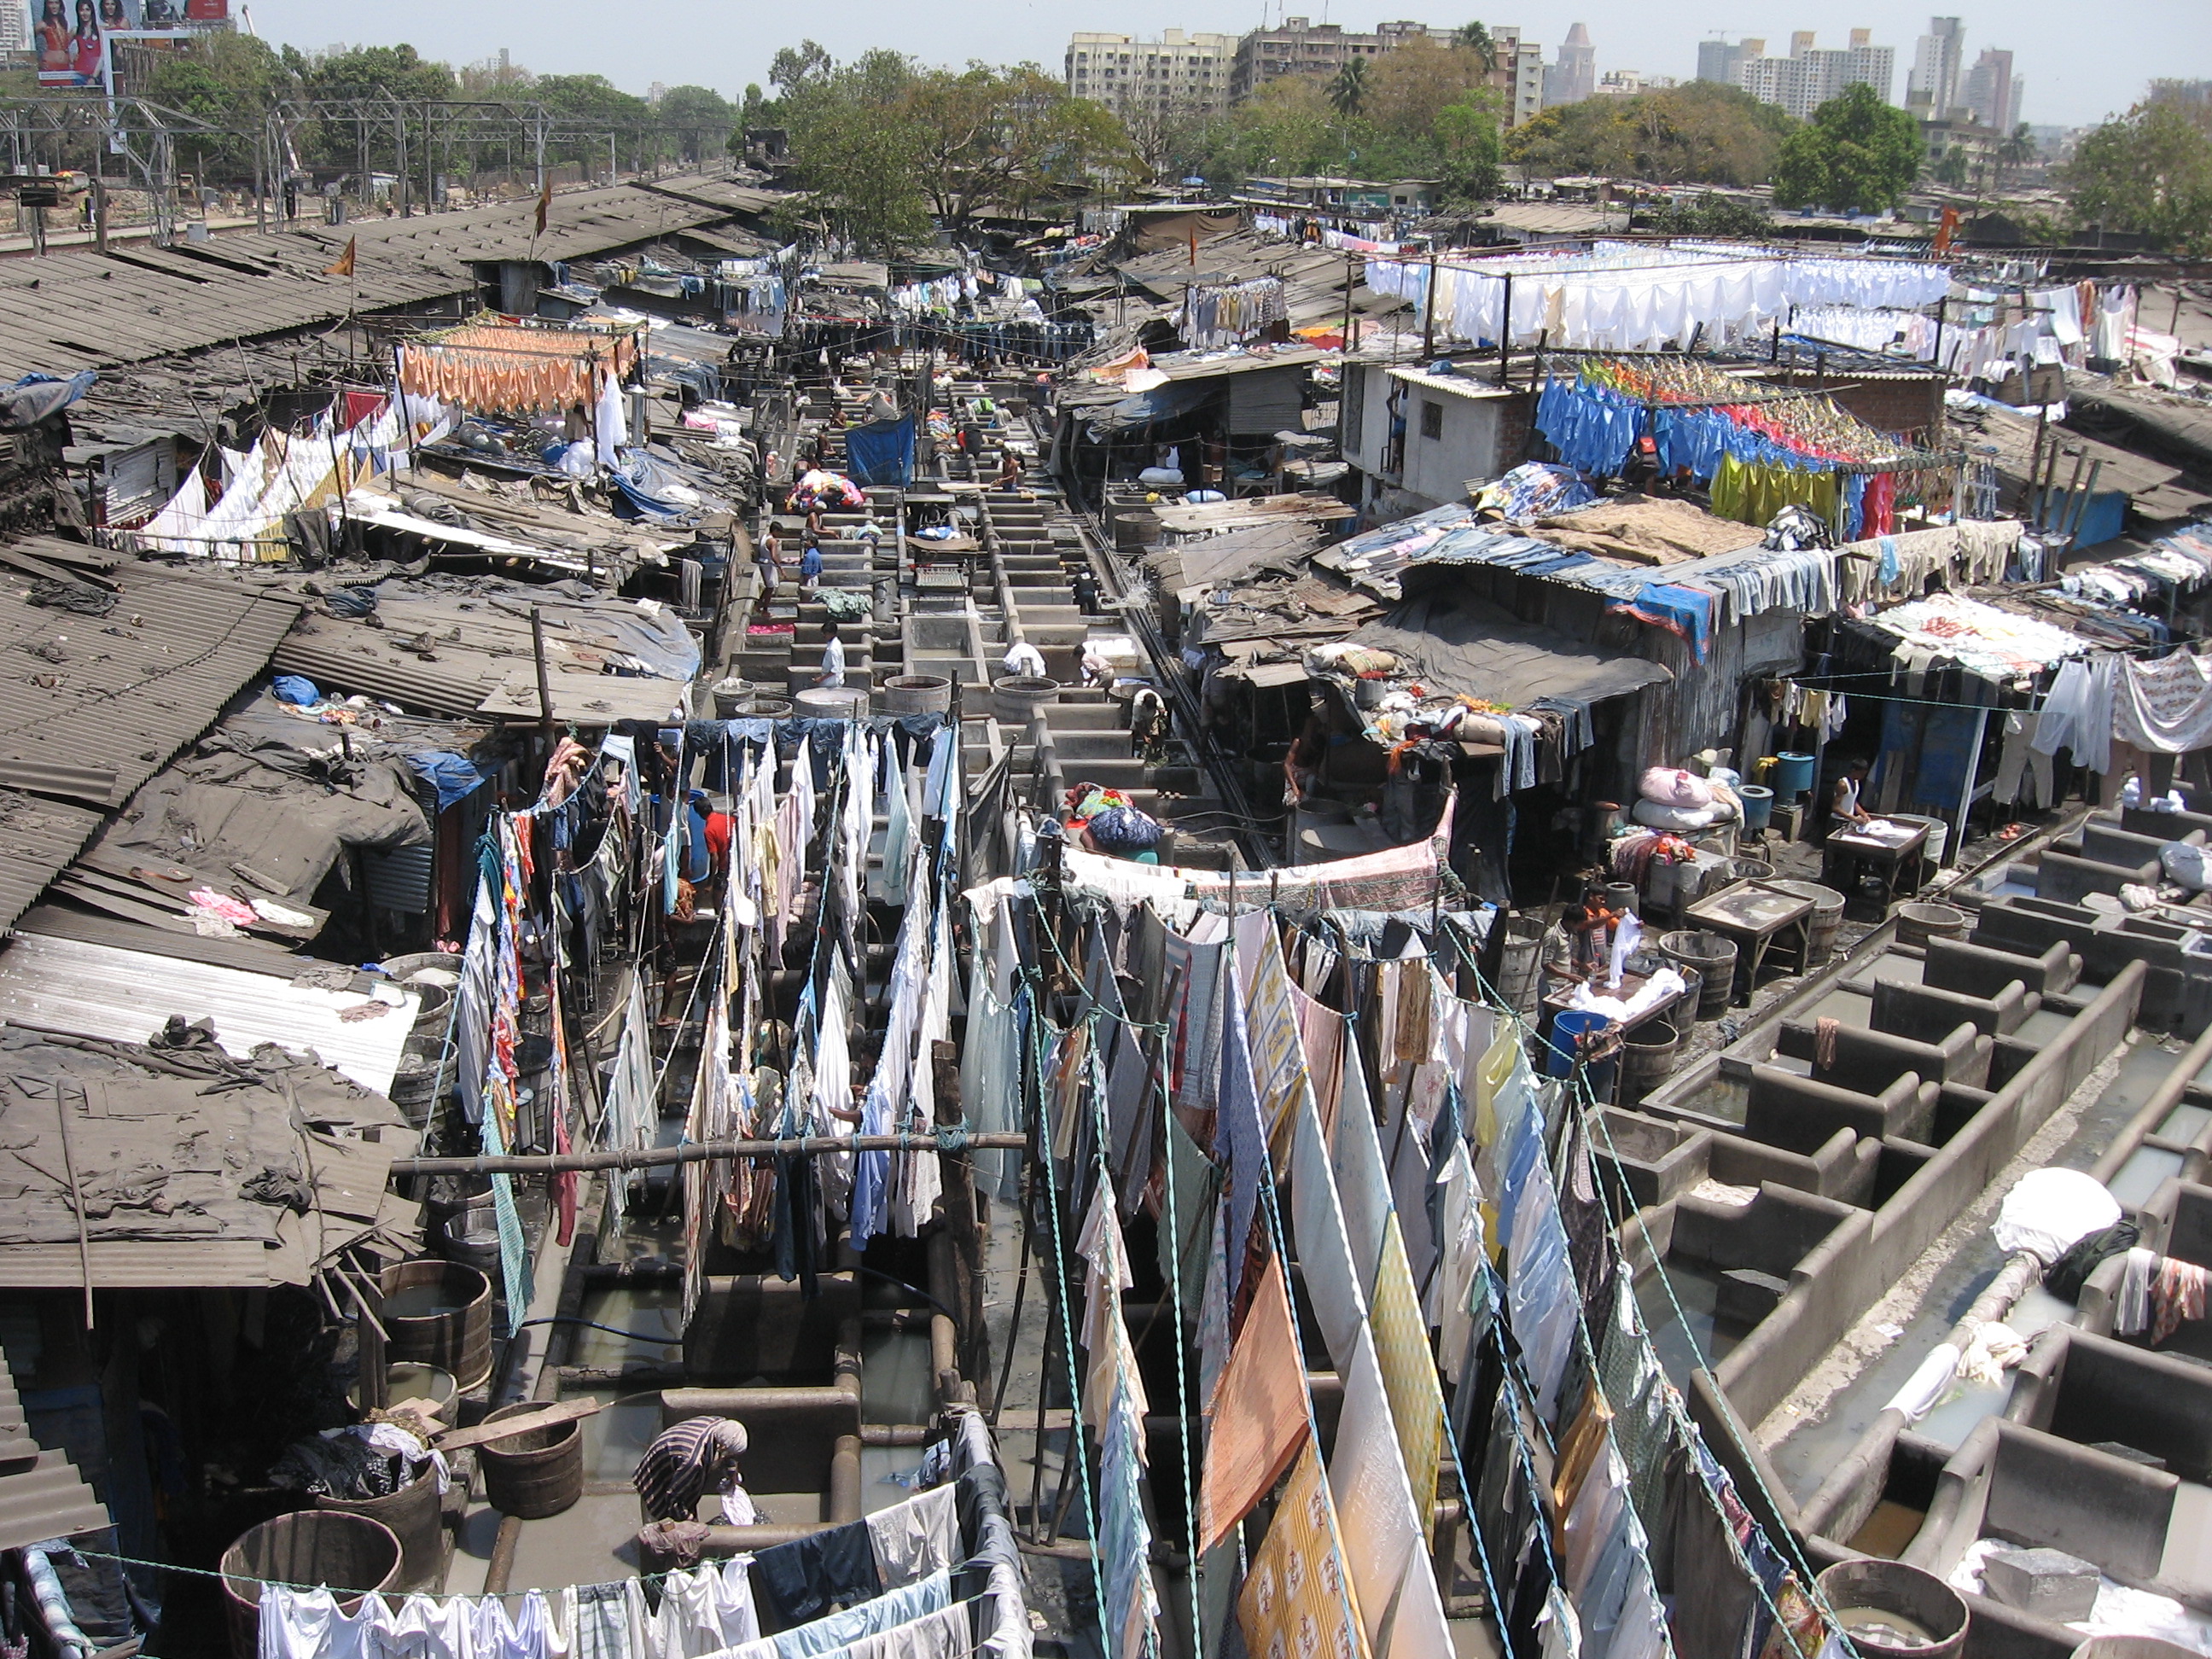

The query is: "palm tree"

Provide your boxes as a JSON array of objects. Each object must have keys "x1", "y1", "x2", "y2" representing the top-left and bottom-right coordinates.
[
  {"x1": 1330, "y1": 55, "x2": 1369, "y2": 118},
  {"x1": 1455, "y1": 21, "x2": 1497, "y2": 78},
  {"x1": 1997, "y1": 121, "x2": 2038, "y2": 184}
]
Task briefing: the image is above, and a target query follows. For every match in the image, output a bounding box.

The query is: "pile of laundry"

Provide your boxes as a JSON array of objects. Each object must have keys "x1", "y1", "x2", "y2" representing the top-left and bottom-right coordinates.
[
  {"x1": 786, "y1": 469, "x2": 866, "y2": 512},
  {"x1": 268, "y1": 1419, "x2": 448, "y2": 1501}
]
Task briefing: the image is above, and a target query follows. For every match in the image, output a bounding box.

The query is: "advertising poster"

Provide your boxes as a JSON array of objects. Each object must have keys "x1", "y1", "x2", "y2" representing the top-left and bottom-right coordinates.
[{"x1": 29, "y1": 0, "x2": 225, "y2": 88}]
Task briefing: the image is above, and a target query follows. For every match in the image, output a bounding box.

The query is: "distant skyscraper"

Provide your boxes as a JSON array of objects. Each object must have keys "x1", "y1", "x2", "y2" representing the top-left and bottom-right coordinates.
[
  {"x1": 0, "y1": 3, "x2": 23, "y2": 49},
  {"x1": 1697, "y1": 38, "x2": 1749, "y2": 84},
  {"x1": 1907, "y1": 17, "x2": 1965, "y2": 117},
  {"x1": 1717, "y1": 29, "x2": 1894, "y2": 119},
  {"x1": 1960, "y1": 49, "x2": 2014, "y2": 130},
  {"x1": 1544, "y1": 22, "x2": 1595, "y2": 107}
]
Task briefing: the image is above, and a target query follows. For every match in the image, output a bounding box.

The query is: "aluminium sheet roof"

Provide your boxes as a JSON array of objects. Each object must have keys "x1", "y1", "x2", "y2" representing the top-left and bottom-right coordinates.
[{"x1": 0, "y1": 932, "x2": 418, "y2": 1095}]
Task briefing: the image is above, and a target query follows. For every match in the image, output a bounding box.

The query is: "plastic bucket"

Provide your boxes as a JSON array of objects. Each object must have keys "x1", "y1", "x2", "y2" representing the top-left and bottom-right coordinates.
[
  {"x1": 316, "y1": 1461, "x2": 442, "y2": 1590},
  {"x1": 752, "y1": 698, "x2": 794, "y2": 719},
  {"x1": 221, "y1": 1511, "x2": 401, "y2": 1659},
  {"x1": 1767, "y1": 879, "x2": 1845, "y2": 968},
  {"x1": 2070, "y1": 1639, "x2": 2202, "y2": 1659},
  {"x1": 1887, "y1": 811, "x2": 1950, "y2": 867},
  {"x1": 1619, "y1": 1017, "x2": 1684, "y2": 1105},
  {"x1": 1659, "y1": 929, "x2": 1738, "y2": 1020},
  {"x1": 1815, "y1": 1559, "x2": 1968, "y2": 1659},
  {"x1": 1738, "y1": 784, "x2": 1774, "y2": 832},
  {"x1": 710, "y1": 678, "x2": 754, "y2": 718},
  {"x1": 1726, "y1": 858, "x2": 1774, "y2": 884},
  {"x1": 1772, "y1": 752, "x2": 1816, "y2": 800},
  {"x1": 478, "y1": 1400, "x2": 585, "y2": 1519},
  {"x1": 377, "y1": 1259, "x2": 493, "y2": 1392},
  {"x1": 1545, "y1": 1009, "x2": 1612, "y2": 1073}
]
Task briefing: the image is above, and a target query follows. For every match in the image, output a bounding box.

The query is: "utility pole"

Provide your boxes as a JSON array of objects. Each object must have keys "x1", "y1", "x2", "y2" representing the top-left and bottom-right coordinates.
[
  {"x1": 393, "y1": 97, "x2": 409, "y2": 217},
  {"x1": 1420, "y1": 250, "x2": 1438, "y2": 359}
]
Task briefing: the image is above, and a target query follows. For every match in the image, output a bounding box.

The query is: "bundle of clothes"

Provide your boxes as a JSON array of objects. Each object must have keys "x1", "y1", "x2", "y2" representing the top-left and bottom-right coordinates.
[
  {"x1": 268, "y1": 1418, "x2": 449, "y2": 1501},
  {"x1": 1628, "y1": 765, "x2": 1743, "y2": 832},
  {"x1": 1062, "y1": 783, "x2": 1162, "y2": 859},
  {"x1": 786, "y1": 469, "x2": 867, "y2": 512}
]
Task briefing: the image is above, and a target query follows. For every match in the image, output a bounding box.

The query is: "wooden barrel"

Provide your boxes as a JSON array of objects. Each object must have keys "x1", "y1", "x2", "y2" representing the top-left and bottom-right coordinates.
[
  {"x1": 478, "y1": 1400, "x2": 585, "y2": 1519},
  {"x1": 881, "y1": 674, "x2": 953, "y2": 716},
  {"x1": 1767, "y1": 879, "x2": 1845, "y2": 968},
  {"x1": 376, "y1": 1259, "x2": 492, "y2": 1392},
  {"x1": 991, "y1": 674, "x2": 1058, "y2": 725},
  {"x1": 221, "y1": 1511, "x2": 400, "y2": 1659},
  {"x1": 315, "y1": 1462, "x2": 442, "y2": 1590},
  {"x1": 1897, "y1": 902, "x2": 1968, "y2": 947},
  {"x1": 1619, "y1": 1018, "x2": 1685, "y2": 1105},
  {"x1": 1659, "y1": 930, "x2": 1738, "y2": 1020}
]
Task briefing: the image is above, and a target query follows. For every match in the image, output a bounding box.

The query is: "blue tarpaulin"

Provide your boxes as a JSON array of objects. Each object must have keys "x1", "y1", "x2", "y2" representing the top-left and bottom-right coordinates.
[
  {"x1": 407, "y1": 750, "x2": 487, "y2": 811},
  {"x1": 844, "y1": 417, "x2": 916, "y2": 487}
]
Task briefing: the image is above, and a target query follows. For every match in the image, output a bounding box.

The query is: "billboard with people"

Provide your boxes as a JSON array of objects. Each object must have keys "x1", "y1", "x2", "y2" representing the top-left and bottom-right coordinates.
[{"x1": 31, "y1": 0, "x2": 228, "y2": 87}]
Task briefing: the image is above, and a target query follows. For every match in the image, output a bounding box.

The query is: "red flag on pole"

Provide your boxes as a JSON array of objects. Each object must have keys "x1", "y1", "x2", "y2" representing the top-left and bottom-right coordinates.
[
  {"x1": 323, "y1": 236, "x2": 356, "y2": 277},
  {"x1": 535, "y1": 178, "x2": 554, "y2": 237}
]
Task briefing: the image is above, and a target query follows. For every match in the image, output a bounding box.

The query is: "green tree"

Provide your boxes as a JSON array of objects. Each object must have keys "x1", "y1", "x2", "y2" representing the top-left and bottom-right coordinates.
[
  {"x1": 659, "y1": 85, "x2": 736, "y2": 165},
  {"x1": 1997, "y1": 121, "x2": 2038, "y2": 180},
  {"x1": 1330, "y1": 55, "x2": 1370, "y2": 119},
  {"x1": 1929, "y1": 146, "x2": 1970, "y2": 189},
  {"x1": 900, "y1": 61, "x2": 1134, "y2": 228},
  {"x1": 1505, "y1": 80, "x2": 1792, "y2": 185},
  {"x1": 143, "y1": 32, "x2": 298, "y2": 174},
  {"x1": 1186, "y1": 73, "x2": 1339, "y2": 185},
  {"x1": 530, "y1": 73, "x2": 653, "y2": 169},
  {"x1": 1434, "y1": 91, "x2": 1503, "y2": 201},
  {"x1": 1640, "y1": 190, "x2": 1773, "y2": 236},
  {"x1": 302, "y1": 43, "x2": 457, "y2": 104},
  {"x1": 2064, "y1": 99, "x2": 2212, "y2": 253},
  {"x1": 1453, "y1": 21, "x2": 1497, "y2": 76},
  {"x1": 1771, "y1": 81, "x2": 1921, "y2": 212}
]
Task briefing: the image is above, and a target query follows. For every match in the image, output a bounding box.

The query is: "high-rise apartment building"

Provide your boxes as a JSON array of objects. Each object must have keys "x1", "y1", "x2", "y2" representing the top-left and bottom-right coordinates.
[
  {"x1": 1209, "y1": 18, "x2": 1545, "y2": 125},
  {"x1": 1713, "y1": 29, "x2": 1893, "y2": 119},
  {"x1": 1906, "y1": 17, "x2": 1965, "y2": 117},
  {"x1": 1542, "y1": 22, "x2": 1595, "y2": 107},
  {"x1": 1227, "y1": 19, "x2": 1385, "y2": 102},
  {"x1": 1960, "y1": 49, "x2": 2019, "y2": 131},
  {"x1": 1067, "y1": 30, "x2": 1240, "y2": 119}
]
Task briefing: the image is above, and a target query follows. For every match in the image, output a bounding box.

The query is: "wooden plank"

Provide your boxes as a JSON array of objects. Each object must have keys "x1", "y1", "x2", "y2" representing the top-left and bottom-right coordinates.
[{"x1": 433, "y1": 1397, "x2": 603, "y2": 1452}]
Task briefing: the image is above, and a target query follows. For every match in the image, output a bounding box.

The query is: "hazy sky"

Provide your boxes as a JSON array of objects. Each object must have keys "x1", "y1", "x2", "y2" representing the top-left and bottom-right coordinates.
[{"x1": 251, "y1": 0, "x2": 2205, "y2": 130}]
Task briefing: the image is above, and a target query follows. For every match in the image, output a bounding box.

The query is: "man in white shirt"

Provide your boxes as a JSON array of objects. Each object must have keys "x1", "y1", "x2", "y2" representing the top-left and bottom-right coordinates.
[
  {"x1": 1001, "y1": 639, "x2": 1047, "y2": 679},
  {"x1": 819, "y1": 624, "x2": 847, "y2": 690}
]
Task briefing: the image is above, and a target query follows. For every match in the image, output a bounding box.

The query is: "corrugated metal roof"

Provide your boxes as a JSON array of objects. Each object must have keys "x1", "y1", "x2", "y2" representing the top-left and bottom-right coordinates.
[
  {"x1": 1388, "y1": 365, "x2": 1516, "y2": 402},
  {"x1": 0, "y1": 932, "x2": 420, "y2": 1095},
  {"x1": 271, "y1": 575, "x2": 697, "y2": 717},
  {"x1": 0, "y1": 176, "x2": 785, "y2": 376},
  {"x1": 0, "y1": 1349, "x2": 109, "y2": 1548},
  {"x1": 0, "y1": 550, "x2": 301, "y2": 808},
  {"x1": 0, "y1": 793, "x2": 104, "y2": 938}
]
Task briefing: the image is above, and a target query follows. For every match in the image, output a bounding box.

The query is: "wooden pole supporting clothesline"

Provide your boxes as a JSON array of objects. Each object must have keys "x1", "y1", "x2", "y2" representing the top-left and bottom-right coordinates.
[{"x1": 390, "y1": 1131, "x2": 1030, "y2": 1179}]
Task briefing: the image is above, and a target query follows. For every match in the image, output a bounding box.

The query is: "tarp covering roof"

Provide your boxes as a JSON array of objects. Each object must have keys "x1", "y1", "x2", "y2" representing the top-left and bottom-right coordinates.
[
  {"x1": 271, "y1": 572, "x2": 698, "y2": 718},
  {"x1": 0, "y1": 1020, "x2": 415, "y2": 1288},
  {"x1": 1348, "y1": 587, "x2": 1673, "y2": 709}
]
